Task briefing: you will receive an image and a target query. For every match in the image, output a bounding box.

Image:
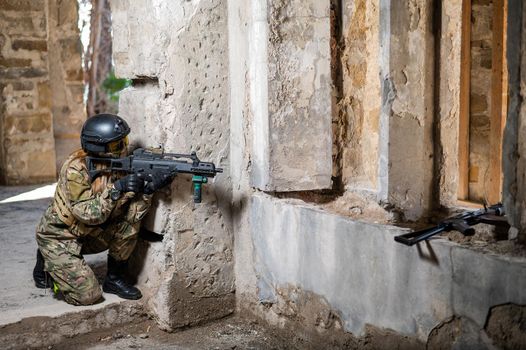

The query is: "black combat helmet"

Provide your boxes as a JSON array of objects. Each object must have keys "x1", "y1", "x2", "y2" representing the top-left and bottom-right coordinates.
[{"x1": 81, "y1": 114, "x2": 131, "y2": 156}]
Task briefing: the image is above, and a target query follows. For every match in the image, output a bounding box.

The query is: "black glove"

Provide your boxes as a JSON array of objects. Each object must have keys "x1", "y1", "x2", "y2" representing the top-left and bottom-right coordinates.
[
  {"x1": 143, "y1": 172, "x2": 173, "y2": 195},
  {"x1": 113, "y1": 174, "x2": 143, "y2": 194}
]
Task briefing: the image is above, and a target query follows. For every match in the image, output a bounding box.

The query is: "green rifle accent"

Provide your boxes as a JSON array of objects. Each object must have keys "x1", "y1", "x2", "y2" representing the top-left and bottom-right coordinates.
[{"x1": 192, "y1": 175, "x2": 207, "y2": 203}]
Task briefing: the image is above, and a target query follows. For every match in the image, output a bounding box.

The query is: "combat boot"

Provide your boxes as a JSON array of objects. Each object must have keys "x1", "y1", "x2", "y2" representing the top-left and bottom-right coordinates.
[
  {"x1": 33, "y1": 249, "x2": 52, "y2": 288},
  {"x1": 102, "y1": 255, "x2": 142, "y2": 300}
]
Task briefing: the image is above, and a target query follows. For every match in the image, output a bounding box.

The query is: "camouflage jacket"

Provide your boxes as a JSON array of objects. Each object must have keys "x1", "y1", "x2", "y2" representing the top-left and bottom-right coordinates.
[{"x1": 50, "y1": 151, "x2": 152, "y2": 237}]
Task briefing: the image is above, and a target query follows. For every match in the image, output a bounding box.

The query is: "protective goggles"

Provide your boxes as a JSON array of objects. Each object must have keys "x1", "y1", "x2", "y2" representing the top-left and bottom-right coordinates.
[{"x1": 107, "y1": 136, "x2": 129, "y2": 154}]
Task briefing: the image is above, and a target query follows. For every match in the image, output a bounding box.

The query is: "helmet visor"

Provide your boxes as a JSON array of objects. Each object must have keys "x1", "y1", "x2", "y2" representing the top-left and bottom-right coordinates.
[{"x1": 107, "y1": 136, "x2": 129, "y2": 155}]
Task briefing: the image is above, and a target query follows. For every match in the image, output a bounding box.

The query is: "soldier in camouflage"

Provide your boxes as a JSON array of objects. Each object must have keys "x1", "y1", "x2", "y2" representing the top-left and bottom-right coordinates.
[{"x1": 33, "y1": 114, "x2": 170, "y2": 305}]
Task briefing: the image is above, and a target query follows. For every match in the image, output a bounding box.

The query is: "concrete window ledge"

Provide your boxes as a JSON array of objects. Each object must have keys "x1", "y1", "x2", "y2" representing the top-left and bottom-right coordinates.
[{"x1": 249, "y1": 193, "x2": 526, "y2": 340}]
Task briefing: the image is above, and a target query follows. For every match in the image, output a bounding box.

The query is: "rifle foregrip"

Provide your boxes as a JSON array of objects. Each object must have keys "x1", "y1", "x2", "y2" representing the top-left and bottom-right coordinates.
[
  {"x1": 192, "y1": 175, "x2": 207, "y2": 203},
  {"x1": 193, "y1": 182, "x2": 202, "y2": 203}
]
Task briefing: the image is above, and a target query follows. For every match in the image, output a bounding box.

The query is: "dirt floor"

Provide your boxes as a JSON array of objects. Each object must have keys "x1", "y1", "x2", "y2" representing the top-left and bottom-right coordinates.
[
  {"x1": 51, "y1": 314, "x2": 426, "y2": 350},
  {"x1": 54, "y1": 316, "x2": 290, "y2": 350}
]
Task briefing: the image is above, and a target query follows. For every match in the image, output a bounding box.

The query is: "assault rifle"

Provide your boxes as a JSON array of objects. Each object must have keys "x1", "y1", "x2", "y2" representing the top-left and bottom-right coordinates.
[
  {"x1": 394, "y1": 203, "x2": 508, "y2": 246},
  {"x1": 86, "y1": 148, "x2": 223, "y2": 203}
]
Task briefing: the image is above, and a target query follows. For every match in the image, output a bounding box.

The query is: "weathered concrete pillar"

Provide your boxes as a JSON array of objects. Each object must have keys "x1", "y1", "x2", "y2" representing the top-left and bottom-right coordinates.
[
  {"x1": 46, "y1": 0, "x2": 86, "y2": 170},
  {"x1": 339, "y1": 0, "x2": 381, "y2": 192},
  {"x1": 436, "y1": 0, "x2": 462, "y2": 207},
  {"x1": 228, "y1": 0, "x2": 334, "y2": 310},
  {"x1": 227, "y1": 0, "x2": 257, "y2": 304},
  {"x1": 112, "y1": 0, "x2": 234, "y2": 330},
  {"x1": 378, "y1": 0, "x2": 435, "y2": 220},
  {"x1": 0, "y1": 0, "x2": 56, "y2": 184},
  {"x1": 250, "y1": 0, "x2": 333, "y2": 192},
  {"x1": 503, "y1": 0, "x2": 526, "y2": 242}
]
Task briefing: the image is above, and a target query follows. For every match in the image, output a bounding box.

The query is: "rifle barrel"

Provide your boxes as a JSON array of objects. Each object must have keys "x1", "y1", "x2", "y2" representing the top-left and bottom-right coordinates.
[{"x1": 394, "y1": 225, "x2": 448, "y2": 246}]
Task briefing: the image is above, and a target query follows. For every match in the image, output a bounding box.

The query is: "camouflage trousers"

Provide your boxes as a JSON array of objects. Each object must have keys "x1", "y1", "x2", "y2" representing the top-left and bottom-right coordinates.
[{"x1": 36, "y1": 206, "x2": 140, "y2": 306}]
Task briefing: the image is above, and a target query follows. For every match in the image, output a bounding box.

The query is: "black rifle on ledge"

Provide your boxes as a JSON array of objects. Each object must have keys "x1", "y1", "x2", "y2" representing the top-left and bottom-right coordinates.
[{"x1": 394, "y1": 203, "x2": 509, "y2": 246}]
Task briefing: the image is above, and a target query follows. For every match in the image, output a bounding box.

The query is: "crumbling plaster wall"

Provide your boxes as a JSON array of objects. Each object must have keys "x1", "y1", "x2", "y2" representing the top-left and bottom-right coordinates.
[
  {"x1": 503, "y1": 0, "x2": 526, "y2": 243},
  {"x1": 251, "y1": 0, "x2": 333, "y2": 192},
  {"x1": 339, "y1": 0, "x2": 380, "y2": 192},
  {"x1": 378, "y1": 0, "x2": 435, "y2": 220},
  {"x1": 436, "y1": 0, "x2": 462, "y2": 207},
  {"x1": 0, "y1": 0, "x2": 84, "y2": 185},
  {"x1": 112, "y1": 0, "x2": 234, "y2": 330}
]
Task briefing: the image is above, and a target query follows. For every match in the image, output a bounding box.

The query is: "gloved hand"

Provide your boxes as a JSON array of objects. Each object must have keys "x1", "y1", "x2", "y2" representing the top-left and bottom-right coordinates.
[
  {"x1": 113, "y1": 174, "x2": 143, "y2": 194},
  {"x1": 143, "y1": 172, "x2": 174, "y2": 195}
]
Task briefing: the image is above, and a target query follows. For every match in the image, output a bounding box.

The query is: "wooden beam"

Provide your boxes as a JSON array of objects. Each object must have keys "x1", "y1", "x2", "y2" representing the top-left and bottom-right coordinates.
[
  {"x1": 488, "y1": 0, "x2": 506, "y2": 204},
  {"x1": 458, "y1": 0, "x2": 471, "y2": 200}
]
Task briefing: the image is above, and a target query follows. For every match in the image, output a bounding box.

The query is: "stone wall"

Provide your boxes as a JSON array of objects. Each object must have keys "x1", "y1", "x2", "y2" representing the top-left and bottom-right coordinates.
[
  {"x1": 112, "y1": 0, "x2": 234, "y2": 330},
  {"x1": 0, "y1": 0, "x2": 56, "y2": 185},
  {"x1": 0, "y1": 0, "x2": 85, "y2": 185}
]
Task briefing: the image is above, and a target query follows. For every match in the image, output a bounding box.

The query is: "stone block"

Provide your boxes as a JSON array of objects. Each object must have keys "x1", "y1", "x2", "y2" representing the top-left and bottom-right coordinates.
[
  {"x1": 111, "y1": 0, "x2": 180, "y2": 78},
  {"x1": 26, "y1": 149, "x2": 56, "y2": 175},
  {"x1": 0, "y1": 57, "x2": 32, "y2": 67},
  {"x1": 11, "y1": 81, "x2": 34, "y2": 91},
  {"x1": 250, "y1": 0, "x2": 332, "y2": 191},
  {"x1": 0, "y1": 67, "x2": 47, "y2": 79},
  {"x1": 37, "y1": 82, "x2": 51, "y2": 108},
  {"x1": 3, "y1": 141, "x2": 56, "y2": 184},
  {"x1": 0, "y1": 0, "x2": 45, "y2": 11},
  {"x1": 65, "y1": 68, "x2": 82, "y2": 81},
  {"x1": 58, "y1": 37, "x2": 81, "y2": 63},
  {"x1": 0, "y1": 11, "x2": 47, "y2": 38},
  {"x1": 470, "y1": 94, "x2": 488, "y2": 114},
  {"x1": 56, "y1": 0, "x2": 79, "y2": 28},
  {"x1": 3, "y1": 113, "x2": 52, "y2": 136},
  {"x1": 11, "y1": 39, "x2": 47, "y2": 51},
  {"x1": 68, "y1": 84, "x2": 84, "y2": 104}
]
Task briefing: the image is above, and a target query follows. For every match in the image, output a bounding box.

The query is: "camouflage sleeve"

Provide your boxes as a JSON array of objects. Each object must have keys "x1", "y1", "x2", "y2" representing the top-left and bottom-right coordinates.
[
  {"x1": 65, "y1": 166, "x2": 118, "y2": 225},
  {"x1": 124, "y1": 194, "x2": 153, "y2": 224}
]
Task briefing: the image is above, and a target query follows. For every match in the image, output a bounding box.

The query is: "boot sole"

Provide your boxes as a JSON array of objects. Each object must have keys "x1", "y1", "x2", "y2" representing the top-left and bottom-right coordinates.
[{"x1": 102, "y1": 284, "x2": 142, "y2": 300}]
